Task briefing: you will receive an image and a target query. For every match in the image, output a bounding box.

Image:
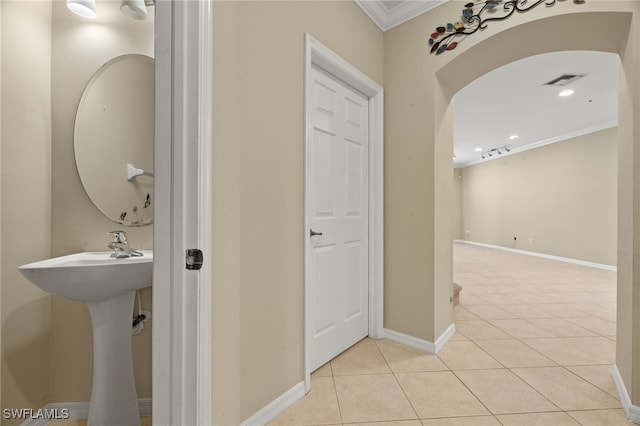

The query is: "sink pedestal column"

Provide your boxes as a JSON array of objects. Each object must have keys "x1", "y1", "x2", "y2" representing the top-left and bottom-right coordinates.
[{"x1": 87, "y1": 290, "x2": 140, "y2": 426}]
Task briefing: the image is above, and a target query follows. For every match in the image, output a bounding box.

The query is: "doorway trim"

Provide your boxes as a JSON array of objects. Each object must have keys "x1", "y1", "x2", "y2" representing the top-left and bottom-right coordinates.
[
  {"x1": 303, "y1": 34, "x2": 384, "y2": 391},
  {"x1": 153, "y1": 1, "x2": 213, "y2": 425}
]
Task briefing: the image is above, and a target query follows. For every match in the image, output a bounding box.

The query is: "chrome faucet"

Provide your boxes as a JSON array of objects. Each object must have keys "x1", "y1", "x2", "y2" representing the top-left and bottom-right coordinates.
[{"x1": 107, "y1": 231, "x2": 143, "y2": 258}]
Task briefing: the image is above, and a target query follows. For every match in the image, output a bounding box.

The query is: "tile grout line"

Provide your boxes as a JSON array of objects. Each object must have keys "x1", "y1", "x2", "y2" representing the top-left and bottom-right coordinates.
[
  {"x1": 328, "y1": 361, "x2": 345, "y2": 426},
  {"x1": 562, "y1": 364, "x2": 624, "y2": 401},
  {"x1": 456, "y1": 314, "x2": 617, "y2": 416},
  {"x1": 454, "y1": 243, "x2": 621, "y2": 423},
  {"x1": 372, "y1": 338, "x2": 421, "y2": 423}
]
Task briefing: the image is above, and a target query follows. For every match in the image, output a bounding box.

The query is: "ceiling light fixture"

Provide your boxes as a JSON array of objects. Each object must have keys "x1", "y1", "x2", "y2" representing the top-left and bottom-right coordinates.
[
  {"x1": 474, "y1": 147, "x2": 482, "y2": 152},
  {"x1": 509, "y1": 135, "x2": 519, "y2": 140},
  {"x1": 121, "y1": 0, "x2": 147, "y2": 20},
  {"x1": 67, "y1": 0, "x2": 154, "y2": 19},
  {"x1": 66, "y1": 0, "x2": 97, "y2": 18},
  {"x1": 480, "y1": 146, "x2": 512, "y2": 161},
  {"x1": 559, "y1": 89, "x2": 575, "y2": 97}
]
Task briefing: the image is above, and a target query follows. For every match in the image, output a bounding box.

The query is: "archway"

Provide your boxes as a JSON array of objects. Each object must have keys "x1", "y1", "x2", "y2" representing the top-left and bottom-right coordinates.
[{"x1": 433, "y1": 9, "x2": 637, "y2": 420}]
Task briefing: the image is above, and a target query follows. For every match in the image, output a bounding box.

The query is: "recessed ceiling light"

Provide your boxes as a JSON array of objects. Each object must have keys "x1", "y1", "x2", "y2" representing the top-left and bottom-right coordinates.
[
  {"x1": 559, "y1": 89, "x2": 575, "y2": 97},
  {"x1": 509, "y1": 135, "x2": 519, "y2": 140},
  {"x1": 474, "y1": 147, "x2": 482, "y2": 152}
]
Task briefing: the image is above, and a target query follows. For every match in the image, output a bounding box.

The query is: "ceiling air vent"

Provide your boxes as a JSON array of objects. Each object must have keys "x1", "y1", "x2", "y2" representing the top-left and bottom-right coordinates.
[{"x1": 544, "y1": 74, "x2": 587, "y2": 87}]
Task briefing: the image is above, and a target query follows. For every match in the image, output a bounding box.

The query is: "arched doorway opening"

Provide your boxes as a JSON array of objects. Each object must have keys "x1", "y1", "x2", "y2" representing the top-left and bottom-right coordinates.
[{"x1": 433, "y1": 10, "x2": 637, "y2": 419}]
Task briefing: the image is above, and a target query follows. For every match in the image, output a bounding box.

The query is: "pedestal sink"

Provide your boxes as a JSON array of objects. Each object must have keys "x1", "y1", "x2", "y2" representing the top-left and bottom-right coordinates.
[{"x1": 19, "y1": 251, "x2": 153, "y2": 426}]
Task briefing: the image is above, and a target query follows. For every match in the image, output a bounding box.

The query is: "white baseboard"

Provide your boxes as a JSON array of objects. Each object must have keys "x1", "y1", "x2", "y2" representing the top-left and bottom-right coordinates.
[
  {"x1": 612, "y1": 364, "x2": 632, "y2": 415},
  {"x1": 19, "y1": 398, "x2": 152, "y2": 426},
  {"x1": 612, "y1": 364, "x2": 640, "y2": 424},
  {"x1": 241, "y1": 381, "x2": 306, "y2": 426},
  {"x1": 434, "y1": 323, "x2": 456, "y2": 353},
  {"x1": 455, "y1": 239, "x2": 617, "y2": 272},
  {"x1": 384, "y1": 328, "x2": 436, "y2": 353},
  {"x1": 384, "y1": 323, "x2": 455, "y2": 354},
  {"x1": 241, "y1": 324, "x2": 456, "y2": 426}
]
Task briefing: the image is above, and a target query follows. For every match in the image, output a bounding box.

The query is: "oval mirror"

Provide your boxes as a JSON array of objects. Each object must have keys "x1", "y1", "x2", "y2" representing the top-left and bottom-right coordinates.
[{"x1": 74, "y1": 54, "x2": 154, "y2": 226}]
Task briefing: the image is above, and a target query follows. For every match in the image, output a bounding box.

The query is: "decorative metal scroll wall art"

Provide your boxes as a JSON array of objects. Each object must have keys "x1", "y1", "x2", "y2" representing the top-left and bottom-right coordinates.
[{"x1": 429, "y1": 0, "x2": 586, "y2": 55}]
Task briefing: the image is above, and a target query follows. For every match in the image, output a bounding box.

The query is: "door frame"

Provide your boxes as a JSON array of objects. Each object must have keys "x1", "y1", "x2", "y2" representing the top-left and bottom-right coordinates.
[
  {"x1": 153, "y1": 1, "x2": 213, "y2": 424},
  {"x1": 303, "y1": 34, "x2": 384, "y2": 391}
]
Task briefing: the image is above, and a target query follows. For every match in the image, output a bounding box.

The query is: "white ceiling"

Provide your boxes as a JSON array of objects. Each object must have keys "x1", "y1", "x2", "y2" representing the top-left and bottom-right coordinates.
[
  {"x1": 353, "y1": 1, "x2": 619, "y2": 170},
  {"x1": 454, "y1": 50, "x2": 619, "y2": 168}
]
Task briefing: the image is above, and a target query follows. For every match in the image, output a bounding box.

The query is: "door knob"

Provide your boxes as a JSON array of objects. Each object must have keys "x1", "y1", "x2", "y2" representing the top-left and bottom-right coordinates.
[{"x1": 310, "y1": 229, "x2": 323, "y2": 237}]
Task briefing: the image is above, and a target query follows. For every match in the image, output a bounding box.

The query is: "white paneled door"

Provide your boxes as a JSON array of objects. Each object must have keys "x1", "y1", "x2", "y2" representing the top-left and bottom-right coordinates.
[{"x1": 308, "y1": 65, "x2": 369, "y2": 372}]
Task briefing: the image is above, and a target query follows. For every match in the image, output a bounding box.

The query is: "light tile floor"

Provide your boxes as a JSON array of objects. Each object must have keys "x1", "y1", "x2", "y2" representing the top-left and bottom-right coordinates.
[{"x1": 269, "y1": 242, "x2": 633, "y2": 425}]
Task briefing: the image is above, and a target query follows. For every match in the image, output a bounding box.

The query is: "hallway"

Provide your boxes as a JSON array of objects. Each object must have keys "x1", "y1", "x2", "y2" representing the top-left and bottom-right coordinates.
[{"x1": 269, "y1": 242, "x2": 631, "y2": 425}]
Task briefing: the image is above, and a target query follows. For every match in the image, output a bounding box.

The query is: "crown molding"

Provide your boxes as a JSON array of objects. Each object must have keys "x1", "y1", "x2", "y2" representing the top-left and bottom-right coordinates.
[
  {"x1": 455, "y1": 121, "x2": 619, "y2": 169},
  {"x1": 355, "y1": 0, "x2": 450, "y2": 32}
]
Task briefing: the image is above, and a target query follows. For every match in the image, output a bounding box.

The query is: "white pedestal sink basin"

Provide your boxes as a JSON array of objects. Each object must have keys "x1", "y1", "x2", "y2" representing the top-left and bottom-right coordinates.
[{"x1": 19, "y1": 251, "x2": 152, "y2": 426}]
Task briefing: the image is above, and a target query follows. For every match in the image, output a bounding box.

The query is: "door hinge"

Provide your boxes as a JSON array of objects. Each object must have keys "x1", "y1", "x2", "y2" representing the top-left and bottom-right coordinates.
[{"x1": 186, "y1": 249, "x2": 203, "y2": 270}]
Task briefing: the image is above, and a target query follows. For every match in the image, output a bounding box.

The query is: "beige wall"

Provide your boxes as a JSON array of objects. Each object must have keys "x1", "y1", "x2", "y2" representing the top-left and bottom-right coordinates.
[
  {"x1": 49, "y1": 0, "x2": 154, "y2": 402},
  {"x1": 212, "y1": 1, "x2": 383, "y2": 423},
  {"x1": 1, "y1": 2, "x2": 52, "y2": 423},
  {"x1": 615, "y1": 2, "x2": 640, "y2": 405},
  {"x1": 452, "y1": 170, "x2": 463, "y2": 241},
  {"x1": 383, "y1": 9, "x2": 437, "y2": 343},
  {"x1": 458, "y1": 127, "x2": 618, "y2": 266},
  {"x1": 0, "y1": 0, "x2": 3, "y2": 410}
]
